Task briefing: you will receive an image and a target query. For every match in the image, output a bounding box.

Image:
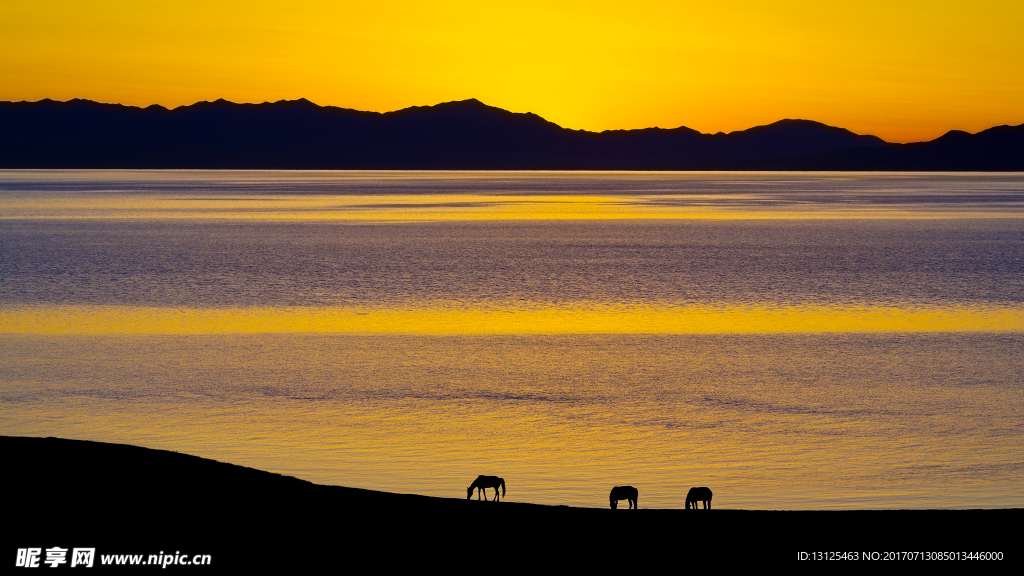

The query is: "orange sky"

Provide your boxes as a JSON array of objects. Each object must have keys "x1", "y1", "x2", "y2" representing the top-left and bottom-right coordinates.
[{"x1": 2, "y1": 1, "x2": 1022, "y2": 142}]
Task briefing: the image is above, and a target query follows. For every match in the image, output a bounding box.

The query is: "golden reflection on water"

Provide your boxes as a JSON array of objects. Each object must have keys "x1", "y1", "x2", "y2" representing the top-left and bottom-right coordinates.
[
  {"x1": 3, "y1": 304, "x2": 1023, "y2": 334},
  {"x1": 3, "y1": 333, "x2": 1022, "y2": 509},
  {"x1": 2, "y1": 193, "x2": 1022, "y2": 220}
]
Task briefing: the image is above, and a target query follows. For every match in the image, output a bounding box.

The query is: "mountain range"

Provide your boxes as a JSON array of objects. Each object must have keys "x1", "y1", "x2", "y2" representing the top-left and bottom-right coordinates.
[{"x1": 1, "y1": 98, "x2": 1021, "y2": 170}]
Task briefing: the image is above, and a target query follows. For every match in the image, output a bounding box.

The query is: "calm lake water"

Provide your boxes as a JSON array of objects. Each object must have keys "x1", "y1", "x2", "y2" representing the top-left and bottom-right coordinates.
[{"x1": 2, "y1": 170, "x2": 1022, "y2": 509}]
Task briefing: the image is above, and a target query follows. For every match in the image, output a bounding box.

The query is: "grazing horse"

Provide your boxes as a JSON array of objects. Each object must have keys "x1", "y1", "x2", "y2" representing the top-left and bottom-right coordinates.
[
  {"x1": 467, "y1": 475, "x2": 506, "y2": 501},
  {"x1": 609, "y1": 486, "x2": 638, "y2": 509},
  {"x1": 686, "y1": 486, "x2": 713, "y2": 509}
]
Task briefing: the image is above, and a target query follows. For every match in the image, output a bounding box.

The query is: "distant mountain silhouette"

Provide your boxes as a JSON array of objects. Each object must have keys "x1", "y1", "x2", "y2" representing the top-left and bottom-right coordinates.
[
  {"x1": 1, "y1": 98, "x2": 1020, "y2": 170},
  {"x1": 773, "y1": 123, "x2": 1024, "y2": 171}
]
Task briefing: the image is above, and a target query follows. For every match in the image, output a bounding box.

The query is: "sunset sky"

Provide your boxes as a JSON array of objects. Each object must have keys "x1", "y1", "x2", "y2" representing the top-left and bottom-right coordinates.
[{"x1": 2, "y1": 0, "x2": 1022, "y2": 142}]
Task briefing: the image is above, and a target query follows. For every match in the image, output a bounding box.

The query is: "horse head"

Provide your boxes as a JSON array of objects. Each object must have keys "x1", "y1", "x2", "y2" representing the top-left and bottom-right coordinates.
[{"x1": 466, "y1": 486, "x2": 474, "y2": 500}]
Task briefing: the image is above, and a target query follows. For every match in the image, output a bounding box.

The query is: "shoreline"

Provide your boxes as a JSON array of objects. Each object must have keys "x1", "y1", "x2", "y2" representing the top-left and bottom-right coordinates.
[{"x1": 5, "y1": 435, "x2": 1018, "y2": 568}]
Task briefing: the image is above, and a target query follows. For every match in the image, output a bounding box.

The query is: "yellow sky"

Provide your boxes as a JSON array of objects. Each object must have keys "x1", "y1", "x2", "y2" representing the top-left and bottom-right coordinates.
[{"x1": 2, "y1": 1, "x2": 1022, "y2": 142}]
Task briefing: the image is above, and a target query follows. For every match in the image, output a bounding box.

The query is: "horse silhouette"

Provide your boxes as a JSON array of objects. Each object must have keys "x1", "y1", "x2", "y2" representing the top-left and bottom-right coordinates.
[
  {"x1": 686, "y1": 486, "x2": 712, "y2": 509},
  {"x1": 609, "y1": 486, "x2": 638, "y2": 509},
  {"x1": 467, "y1": 475, "x2": 506, "y2": 501}
]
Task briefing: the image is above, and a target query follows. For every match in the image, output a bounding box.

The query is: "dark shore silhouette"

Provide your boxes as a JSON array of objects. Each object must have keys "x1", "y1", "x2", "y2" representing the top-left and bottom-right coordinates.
[
  {"x1": 4, "y1": 436, "x2": 1018, "y2": 569},
  {"x1": 2, "y1": 98, "x2": 1022, "y2": 170}
]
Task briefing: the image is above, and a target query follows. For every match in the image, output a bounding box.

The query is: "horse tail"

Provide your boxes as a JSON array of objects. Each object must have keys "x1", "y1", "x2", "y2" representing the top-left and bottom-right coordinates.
[{"x1": 501, "y1": 478, "x2": 506, "y2": 498}]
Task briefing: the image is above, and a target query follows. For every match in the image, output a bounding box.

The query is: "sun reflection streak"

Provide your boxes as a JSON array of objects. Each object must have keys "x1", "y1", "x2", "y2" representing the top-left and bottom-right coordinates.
[
  {"x1": 3, "y1": 304, "x2": 1022, "y2": 335},
  {"x1": 2, "y1": 193, "x2": 1022, "y2": 220}
]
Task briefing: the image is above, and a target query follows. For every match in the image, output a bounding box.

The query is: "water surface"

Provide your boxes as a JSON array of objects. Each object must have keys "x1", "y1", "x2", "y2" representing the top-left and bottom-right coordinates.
[{"x1": 2, "y1": 170, "x2": 1022, "y2": 509}]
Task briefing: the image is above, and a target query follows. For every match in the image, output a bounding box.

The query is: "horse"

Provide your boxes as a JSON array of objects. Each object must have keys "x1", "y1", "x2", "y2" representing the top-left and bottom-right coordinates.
[
  {"x1": 467, "y1": 475, "x2": 506, "y2": 501},
  {"x1": 686, "y1": 486, "x2": 712, "y2": 509},
  {"x1": 609, "y1": 486, "x2": 638, "y2": 509}
]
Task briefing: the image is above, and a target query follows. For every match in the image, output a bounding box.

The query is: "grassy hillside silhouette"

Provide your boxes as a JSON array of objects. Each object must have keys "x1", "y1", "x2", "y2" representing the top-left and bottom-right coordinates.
[{"x1": 5, "y1": 436, "x2": 1018, "y2": 569}]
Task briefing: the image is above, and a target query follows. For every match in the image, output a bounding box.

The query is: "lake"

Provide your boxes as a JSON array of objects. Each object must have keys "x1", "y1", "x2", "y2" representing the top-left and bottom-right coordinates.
[{"x1": 2, "y1": 170, "x2": 1022, "y2": 509}]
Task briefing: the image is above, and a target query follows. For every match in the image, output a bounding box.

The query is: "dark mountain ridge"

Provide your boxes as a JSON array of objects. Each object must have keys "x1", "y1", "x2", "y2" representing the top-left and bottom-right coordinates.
[{"x1": 1, "y1": 98, "x2": 1020, "y2": 170}]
